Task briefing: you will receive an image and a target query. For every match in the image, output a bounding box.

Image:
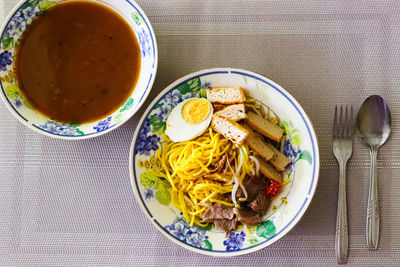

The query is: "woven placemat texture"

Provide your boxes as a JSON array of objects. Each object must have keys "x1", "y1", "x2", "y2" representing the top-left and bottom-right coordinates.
[{"x1": 1, "y1": 0, "x2": 400, "y2": 266}]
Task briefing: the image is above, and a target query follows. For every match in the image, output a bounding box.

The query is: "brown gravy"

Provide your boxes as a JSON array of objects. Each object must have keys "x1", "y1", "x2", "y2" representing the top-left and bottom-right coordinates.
[{"x1": 16, "y1": 1, "x2": 141, "y2": 123}]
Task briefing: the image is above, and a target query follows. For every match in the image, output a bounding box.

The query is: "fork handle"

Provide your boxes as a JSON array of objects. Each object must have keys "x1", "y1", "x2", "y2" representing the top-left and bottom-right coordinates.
[
  {"x1": 336, "y1": 161, "x2": 348, "y2": 264},
  {"x1": 367, "y1": 148, "x2": 379, "y2": 250}
]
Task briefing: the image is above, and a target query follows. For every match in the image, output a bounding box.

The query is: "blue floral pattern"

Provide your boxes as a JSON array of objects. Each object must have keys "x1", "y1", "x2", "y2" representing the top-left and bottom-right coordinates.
[
  {"x1": 164, "y1": 90, "x2": 183, "y2": 108},
  {"x1": 3, "y1": 2, "x2": 42, "y2": 43},
  {"x1": 283, "y1": 138, "x2": 301, "y2": 169},
  {"x1": 136, "y1": 134, "x2": 160, "y2": 155},
  {"x1": 182, "y1": 92, "x2": 196, "y2": 101},
  {"x1": 39, "y1": 121, "x2": 83, "y2": 136},
  {"x1": 137, "y1": 28, "x2": 151, "y2": 58},
  {"x1": 0, "y1": 51, "x2": 12, "y2": 71},
  {"x1": 144, "y1": 188, "x2": 154, "y2": 200},
  {"x1": 139, "y1": 118, "x2": 151, "y2": 137},
  {"x1": 165, "y1": 216, "x2": 210, "y2": 249},
  {"x1": 223, "y1": 231, "x2": 245, "y2": 251},
  {"x1": 93, "y1": 116, "x2": 112, "y2": 132},
  {"x1": 13, "y1": 97, "x2": 23, "y2": 108},
  {"x1": 201, "y1": 81, "x2": 212, "y2": 89},
  {"x1": 152, "y1": 104, "x2": 170, "y2": 121},
  {"x1": 135, "y1": 118, "x2": 160, "y2": 155}
]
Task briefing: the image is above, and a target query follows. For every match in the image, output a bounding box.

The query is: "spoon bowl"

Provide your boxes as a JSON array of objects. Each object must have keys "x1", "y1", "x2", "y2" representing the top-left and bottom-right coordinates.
[
  {"x1": 356, "y1": 95, "x2": 391, "y2": 250},
  {"x1": 356, "y1": 95, "x2": 391, "y2": 149}
]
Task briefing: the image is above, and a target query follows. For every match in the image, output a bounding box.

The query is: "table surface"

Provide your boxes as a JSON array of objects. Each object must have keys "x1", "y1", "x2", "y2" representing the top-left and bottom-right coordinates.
[{"x1": 1, "y1": 0, "x2": 400, "y2": 266}]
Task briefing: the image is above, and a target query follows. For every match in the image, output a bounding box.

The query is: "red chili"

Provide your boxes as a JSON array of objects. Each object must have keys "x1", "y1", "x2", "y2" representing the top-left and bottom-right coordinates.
[{"x1": 265, "y1": 180, "x2": 280, "y2": 198}]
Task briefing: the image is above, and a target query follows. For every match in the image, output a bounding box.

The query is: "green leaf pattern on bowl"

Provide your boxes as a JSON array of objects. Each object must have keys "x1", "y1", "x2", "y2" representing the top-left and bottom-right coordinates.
[
  {"x1": 139, "y1": 169, "x2": 171, "y2": 205},
  {"x1": 38, "y1": 1, "x2": 57, "y2": 13},
  {"x1": 149, "y1": 115, "x2": 166, "y2": 134},
  {"x1": 177, "y1": 77, "x2": 201, "y2": 95},
  {"x1": 120, "y1": 97, "x2": 134, "y2": 112},
  {"x1": 256, "y1": 220, "x2": 276, "y2": 239},
  {"x1": 3, "y1": 79, "x2": 31, "y2": 109},
  {"x1": 132, "y1": 12, "x2": 143, "y2": 25}
]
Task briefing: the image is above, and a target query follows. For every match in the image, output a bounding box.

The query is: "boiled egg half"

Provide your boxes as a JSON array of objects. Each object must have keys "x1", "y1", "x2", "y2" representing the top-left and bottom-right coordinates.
[{"x1": 165, "y1": 98, "x2": 213, "y2": 142}]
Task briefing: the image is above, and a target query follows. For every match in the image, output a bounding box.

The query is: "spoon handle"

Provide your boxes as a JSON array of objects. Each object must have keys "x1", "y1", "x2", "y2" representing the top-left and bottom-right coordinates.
[
  {"x1": 367, "y1": 149, "x2": 379, "y2": 250},
  {"x1": 335, "y1": 161, "x2": 348, "y2": 264}
]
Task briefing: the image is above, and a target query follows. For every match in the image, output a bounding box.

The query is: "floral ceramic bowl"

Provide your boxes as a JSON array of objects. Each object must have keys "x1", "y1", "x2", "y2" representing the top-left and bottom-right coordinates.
[
  {"x1": 0, "y1": 0, "x2": 157, "y2": 139},
  {"x1": 129, "y1": 68, "x2": 320, "y2": 256}
]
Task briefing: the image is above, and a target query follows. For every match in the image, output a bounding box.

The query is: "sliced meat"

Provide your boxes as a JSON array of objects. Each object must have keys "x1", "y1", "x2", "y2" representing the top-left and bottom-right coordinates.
[
  {"x1": 246, "y1": 111, "x2": 284, "y2": 142},
  {"x1": 243, "y1": 124, "x2": 274, "y2": 161},
  {"x1": 250, "y1": 191, "x2": 270, "y2": 213},
  {"x1": 202, "y1": 203, "x2": 234, "y2": 222},
  {"x1": 207, "y1": 154, "x2": 227, "y2": 174},
  {"x1": 219, "y1": 193, "x2": 232, "y2": 203},
  {"x1": 236, "y1": 176, "x2": 270, "y2": 213},
  {"x1": 236, "y1": 187, "x2": 244, "y2": 199},
  {"x1": 265, "y1": 142, "x2": 292, "y2": 171},
  {"x1": 214, "y1": 216, "x2": 238, "y2": 234},
  {"x1": 256, "y1": 155, "x2": 283, "y2": 183},
  {"x1": 236, "y1": 207, "x2": 263, "y2": 226},
  {"x1": 236, "y1": 175, "x2": 265, "y2": 202}
]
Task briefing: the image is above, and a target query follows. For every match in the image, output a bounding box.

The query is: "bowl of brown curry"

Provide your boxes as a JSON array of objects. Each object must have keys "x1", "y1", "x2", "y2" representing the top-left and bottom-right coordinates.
[{"x1": 0, "y1": 0, "x2": 157, "y2": 138}]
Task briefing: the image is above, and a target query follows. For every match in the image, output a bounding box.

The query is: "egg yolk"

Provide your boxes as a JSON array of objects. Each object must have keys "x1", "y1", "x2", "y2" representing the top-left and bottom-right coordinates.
[{"x1": 182, "y1": 99, "x2": 211, "y2": 124}]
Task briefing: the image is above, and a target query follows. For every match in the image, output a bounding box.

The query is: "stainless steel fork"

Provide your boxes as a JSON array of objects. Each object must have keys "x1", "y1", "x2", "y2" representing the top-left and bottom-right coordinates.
[{"x1": 332, "y1": 105, "x2": 354, "y2": 264}]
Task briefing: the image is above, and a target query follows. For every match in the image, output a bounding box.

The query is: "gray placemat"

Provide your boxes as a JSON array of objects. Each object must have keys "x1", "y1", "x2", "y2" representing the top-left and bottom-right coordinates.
[{"x1": 1, "y1": 0, "x2": 400, "y2": 266}]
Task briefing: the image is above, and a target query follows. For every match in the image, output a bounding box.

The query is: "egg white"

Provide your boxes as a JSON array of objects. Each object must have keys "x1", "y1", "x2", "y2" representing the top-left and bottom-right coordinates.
[{"x1": 165, "y1": 98, "x2": 213, "y2": 142}]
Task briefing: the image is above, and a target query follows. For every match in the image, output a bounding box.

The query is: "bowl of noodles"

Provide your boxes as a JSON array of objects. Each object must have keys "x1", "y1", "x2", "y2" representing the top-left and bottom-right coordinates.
[{"x1": 129, "y1": 68, "x2": 320, "y2": 256}]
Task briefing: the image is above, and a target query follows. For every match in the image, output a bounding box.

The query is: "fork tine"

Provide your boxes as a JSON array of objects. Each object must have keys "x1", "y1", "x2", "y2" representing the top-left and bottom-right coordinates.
[
  {"x1": 349, "y1": 106, "x2": 354, "y2": 138},
  {"x1": 333, "y1": 105, "x2": 338, "y2": 138},
  {"x1": 339, "y1": 105, "x2": 343, "y2": 137}
]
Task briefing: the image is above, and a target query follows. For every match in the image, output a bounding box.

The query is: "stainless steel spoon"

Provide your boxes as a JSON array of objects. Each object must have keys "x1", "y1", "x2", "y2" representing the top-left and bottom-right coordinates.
[{"x1": 356, "y1": 95, "x2": 391, "y2": 250}]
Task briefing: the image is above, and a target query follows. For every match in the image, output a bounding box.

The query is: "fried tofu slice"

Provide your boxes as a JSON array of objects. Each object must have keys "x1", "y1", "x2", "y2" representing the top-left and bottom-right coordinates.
[
  {"x1": 211, "y1": 114, "x2": 249, "y2": 144},
  {"x1": 216, "y1": 104, "x2": 247, "y2": 121},
  {"x1": 246, "y1": 111, "x2": 284, "y2": 142},
  {"x1": 213, "y1": 104, "x2": 226, "y2": 112},
  {"x1": 207, "y1": 87, "x2": 246, "y2": 104}
]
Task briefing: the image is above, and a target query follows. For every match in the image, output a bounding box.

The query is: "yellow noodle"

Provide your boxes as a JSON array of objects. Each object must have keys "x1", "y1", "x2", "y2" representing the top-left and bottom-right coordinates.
[
  {"x1": 188, "y1": 207, "x2": 206, "y2": 216},
  {"x1": 210, "y1": 199, "x2": 235, "y2": 206},
  {"x1": 200, "y1": 191, "x2": 217, "y2": 203}
]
